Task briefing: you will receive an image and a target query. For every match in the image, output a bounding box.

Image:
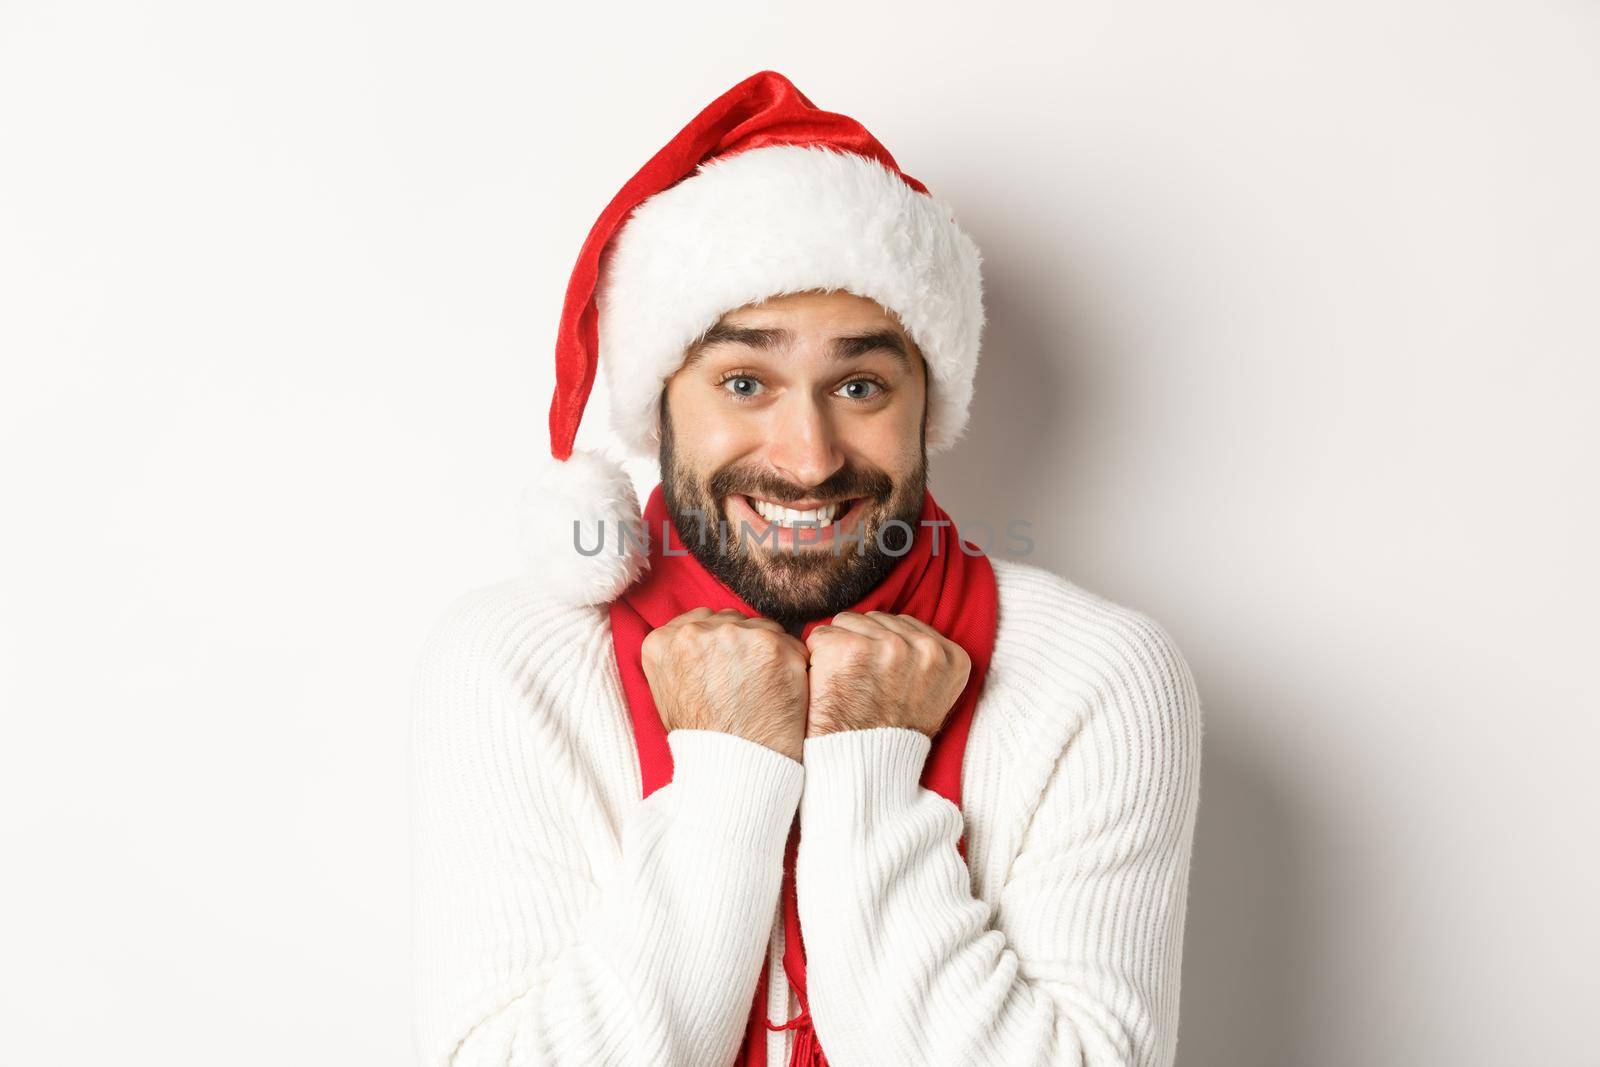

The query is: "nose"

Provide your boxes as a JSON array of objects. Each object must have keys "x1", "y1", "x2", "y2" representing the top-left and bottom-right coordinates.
[{"x1": 765, "y1": 391, "x2": 845, "y2": 490}]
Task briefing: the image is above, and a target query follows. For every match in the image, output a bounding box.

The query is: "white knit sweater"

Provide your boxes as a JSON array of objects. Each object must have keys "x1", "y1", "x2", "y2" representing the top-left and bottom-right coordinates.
[{"x1": 409, "y1": 557, "x2": 1203, "y2": 1066}]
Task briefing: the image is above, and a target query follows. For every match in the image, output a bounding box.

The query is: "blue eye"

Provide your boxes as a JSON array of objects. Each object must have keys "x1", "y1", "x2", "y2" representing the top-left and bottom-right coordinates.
[
  {"x1": 838, "y1": 379, "x2": 882, "y2": 401},
  {"x1": 723, "y1": 376, "x2": 763, "y2": 398}
]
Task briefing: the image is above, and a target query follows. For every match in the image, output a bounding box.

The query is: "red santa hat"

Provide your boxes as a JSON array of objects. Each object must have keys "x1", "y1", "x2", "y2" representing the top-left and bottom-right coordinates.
[{"x1": 525, "y1": 70, "x2": 986, "y2": 604}]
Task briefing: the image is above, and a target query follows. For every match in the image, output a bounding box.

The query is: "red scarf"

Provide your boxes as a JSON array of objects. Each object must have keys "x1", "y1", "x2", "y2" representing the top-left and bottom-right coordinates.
[{"x1": 609, "y1": 483, "x2": 999, "y2": 1067}]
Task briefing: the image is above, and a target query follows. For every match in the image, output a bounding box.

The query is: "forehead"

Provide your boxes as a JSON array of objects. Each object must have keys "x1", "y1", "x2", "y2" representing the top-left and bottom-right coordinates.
[
  {"x1": 726, "y1": 289, "x2": 904, "y2": 329},
  {"x1": 683, "y1": 289, "x2": 923, "y2": 372}
]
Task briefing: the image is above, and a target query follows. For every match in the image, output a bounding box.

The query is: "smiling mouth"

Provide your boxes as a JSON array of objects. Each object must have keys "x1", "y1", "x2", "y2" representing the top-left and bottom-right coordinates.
[
  {"x1": 742, "y1": 495, "x2": 854, "y2": 526},
  {"x1": 725, "y1": 493, "x2": 873, "y2": 544}
]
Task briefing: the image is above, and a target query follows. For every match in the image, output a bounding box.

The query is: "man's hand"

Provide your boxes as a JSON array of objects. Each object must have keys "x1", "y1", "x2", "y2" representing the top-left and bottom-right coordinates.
[
  {"x1": 641, "y1": 608, "x2": 810, "y2": 762},
  {"x1": 804, "y1": 611, "x2": 972, "y2": 739}
]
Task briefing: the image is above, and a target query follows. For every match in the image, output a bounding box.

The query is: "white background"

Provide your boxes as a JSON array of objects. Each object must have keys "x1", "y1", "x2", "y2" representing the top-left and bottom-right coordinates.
[{"x1": 3, "y1": 2, "x2": 1596, "y2": 1064}]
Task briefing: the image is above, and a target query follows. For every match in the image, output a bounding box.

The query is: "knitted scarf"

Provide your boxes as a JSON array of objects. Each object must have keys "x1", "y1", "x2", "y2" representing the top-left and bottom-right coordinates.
[{"x1": 609, "y1": 482, "x2": 999, "y2": 1067}]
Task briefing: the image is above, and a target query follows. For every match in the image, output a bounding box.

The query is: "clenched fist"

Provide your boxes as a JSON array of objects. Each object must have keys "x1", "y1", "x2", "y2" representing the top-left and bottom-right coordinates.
[
  {"x1": 641, "y1": 608, "x2": 810, "y2": 762},
  {"x1": 804, "y1": 611, "x2": 972, "y2": 739}
]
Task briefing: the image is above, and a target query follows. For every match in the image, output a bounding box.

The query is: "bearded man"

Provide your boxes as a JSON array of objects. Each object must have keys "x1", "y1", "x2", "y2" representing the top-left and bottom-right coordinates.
[{"x1": 410, "y1": 71, "x2": 1203, "y2": 1067}]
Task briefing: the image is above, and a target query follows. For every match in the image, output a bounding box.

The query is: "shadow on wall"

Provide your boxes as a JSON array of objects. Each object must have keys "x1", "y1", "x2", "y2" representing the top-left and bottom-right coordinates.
[
  {"x1": 930, "y1": 251, "x2": 1303, "y2": 1067},
  {"x1": 1175, "y1": 733, "x2": 1302, "y2": 1067},
  {"x1": 930, "y1": 253, "x2": 1097, "y2": 578}
]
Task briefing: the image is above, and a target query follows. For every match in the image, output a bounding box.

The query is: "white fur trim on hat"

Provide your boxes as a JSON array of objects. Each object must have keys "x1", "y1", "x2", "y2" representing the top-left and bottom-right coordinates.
[
  {"x1": 595, "y1": 144, "x2": 985, "y2": 458},
  {"x1": 518, "y1": 448, "x2": 647, "y2": 605}
]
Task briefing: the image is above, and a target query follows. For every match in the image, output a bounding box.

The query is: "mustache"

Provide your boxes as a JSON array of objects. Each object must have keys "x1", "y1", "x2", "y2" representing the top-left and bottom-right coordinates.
[{"x1": 706, "y1": 463, "x2": 895, "y2": 506}]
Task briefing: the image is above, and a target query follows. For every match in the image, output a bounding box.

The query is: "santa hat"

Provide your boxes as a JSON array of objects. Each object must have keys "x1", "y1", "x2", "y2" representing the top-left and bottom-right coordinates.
[{"x1": 523, "y1": 70, "x2": 986, "y2": 604}]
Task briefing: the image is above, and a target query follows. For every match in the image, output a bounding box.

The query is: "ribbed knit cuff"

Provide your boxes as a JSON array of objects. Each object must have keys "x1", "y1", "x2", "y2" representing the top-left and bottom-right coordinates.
[
  {"x1": 666, "y1": 729, "x2": 805, "y2": 846},
  {"x1": 798, "y1": 727, "x2": 932, "y2": 827}
]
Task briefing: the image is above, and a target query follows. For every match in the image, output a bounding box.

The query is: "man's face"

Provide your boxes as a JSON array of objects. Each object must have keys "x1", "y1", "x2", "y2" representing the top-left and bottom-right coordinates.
[{"x1": 660, "y1": 289, "x2": 928, "y2": 628}]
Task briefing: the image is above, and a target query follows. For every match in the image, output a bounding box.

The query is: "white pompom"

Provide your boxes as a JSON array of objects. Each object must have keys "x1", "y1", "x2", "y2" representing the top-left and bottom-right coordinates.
[{"x1": 518, "y1": 448, "x2": 648, "y2": 605}]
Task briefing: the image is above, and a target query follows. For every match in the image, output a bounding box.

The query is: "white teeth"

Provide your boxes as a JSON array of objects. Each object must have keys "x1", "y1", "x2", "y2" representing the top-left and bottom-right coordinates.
[{"x1": 748, "y1": 497, "x2": 840, "y2": 526}]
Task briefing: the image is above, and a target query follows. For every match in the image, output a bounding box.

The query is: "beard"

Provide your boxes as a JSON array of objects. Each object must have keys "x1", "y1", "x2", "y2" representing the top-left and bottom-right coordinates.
[{"x1": 658, "y1": 396, "x2": 927, "y2": 630}]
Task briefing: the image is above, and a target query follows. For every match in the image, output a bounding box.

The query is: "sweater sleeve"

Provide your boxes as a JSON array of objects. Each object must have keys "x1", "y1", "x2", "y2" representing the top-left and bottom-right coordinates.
[
  {"x1": 793, "y1": 613, "x2": 1202, "y2": 1067},
  {"x1": 410, "y1": 591, "x2": 804, "y2": 1067}
]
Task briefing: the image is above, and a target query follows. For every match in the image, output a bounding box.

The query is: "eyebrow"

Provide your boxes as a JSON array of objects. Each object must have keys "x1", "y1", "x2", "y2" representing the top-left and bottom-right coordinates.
[{"x1": 683, "y1": 322, "x2": 913, "y2": 370}]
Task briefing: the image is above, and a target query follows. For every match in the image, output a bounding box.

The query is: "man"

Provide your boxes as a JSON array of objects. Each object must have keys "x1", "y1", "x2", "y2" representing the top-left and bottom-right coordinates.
[{"x1": 411, "y1": 71, "x2": 1202, "y2": 1067}]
